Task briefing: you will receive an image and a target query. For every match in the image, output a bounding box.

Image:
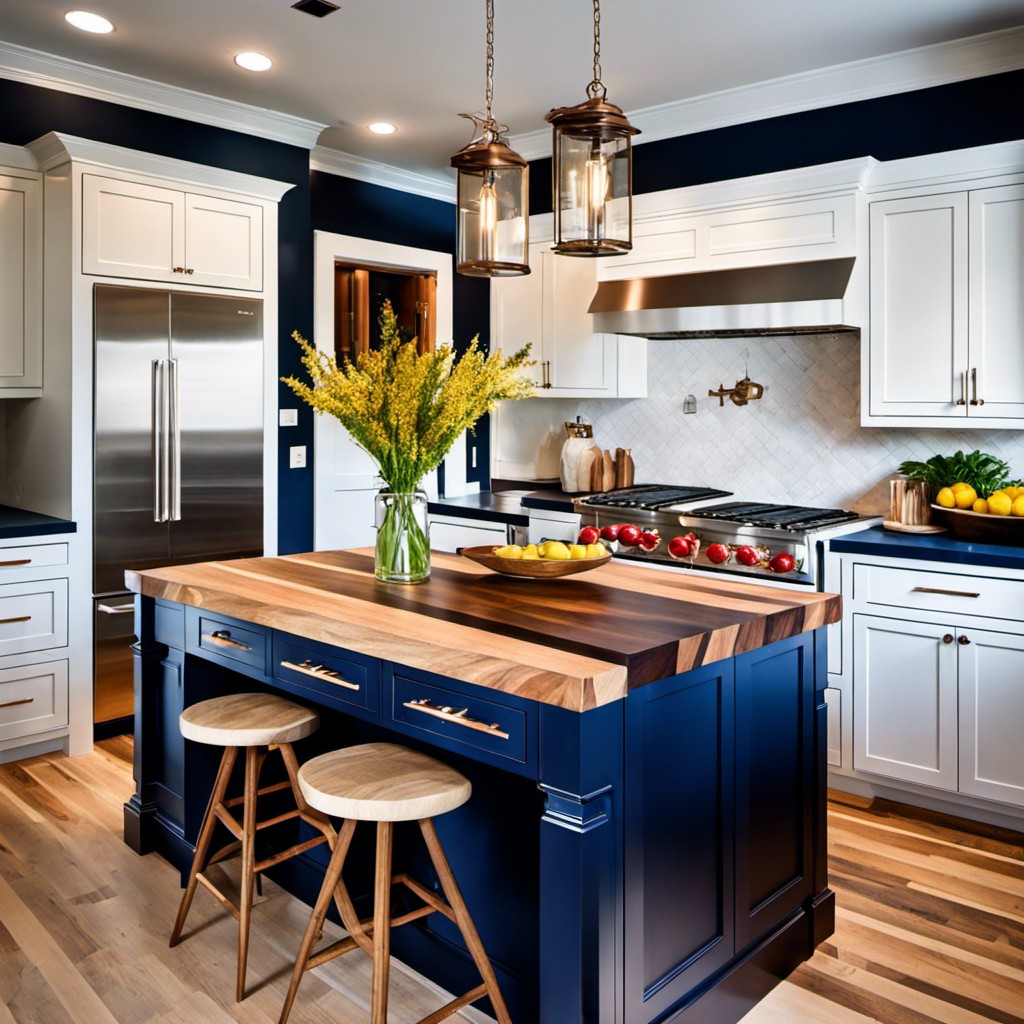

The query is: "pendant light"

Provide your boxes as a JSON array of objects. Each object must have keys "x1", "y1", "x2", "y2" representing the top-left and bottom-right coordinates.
[
  {"x1": 451, "y1": 0, "x2": 530, "y2": 277},
  {"x1": 546, "y1": 0, "x2": 639, "y2": 256}
]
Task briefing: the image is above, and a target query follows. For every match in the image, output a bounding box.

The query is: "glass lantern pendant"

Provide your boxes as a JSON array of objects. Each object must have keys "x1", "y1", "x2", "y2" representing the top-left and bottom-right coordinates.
[
  {"x1": 546, "y1": 0, "x2": 639, "y2": 256},
  {"x1": 451, "y1": 0, "x2": 530, "y2": 277}
]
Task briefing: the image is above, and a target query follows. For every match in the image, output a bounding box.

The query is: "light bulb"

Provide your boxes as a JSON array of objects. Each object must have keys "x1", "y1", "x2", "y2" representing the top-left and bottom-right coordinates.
[
  {"x1": 479, "y1": 174, "x2": 498, "y2": 263},
  {"x1": 584, "y1": 148, "x2": 609, "y2": 241}
]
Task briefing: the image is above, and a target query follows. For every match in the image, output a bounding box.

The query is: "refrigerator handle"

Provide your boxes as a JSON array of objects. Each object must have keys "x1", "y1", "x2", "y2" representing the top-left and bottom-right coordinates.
[
  {"x1": 151, "y1": 359, "x2": 166, "y2": 523},
  {"x1": 168, "y1": 358, "x2": 182, "y2": 522}
]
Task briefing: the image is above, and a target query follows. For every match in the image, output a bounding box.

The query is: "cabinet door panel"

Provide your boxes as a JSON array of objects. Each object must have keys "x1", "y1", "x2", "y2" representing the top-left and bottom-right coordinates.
[
  {"x1": 852, "y1": 614, "x2": 958, "y2": 790},
  {"x1": 868, "y1": 194, "x2": 968, "y2": 417},
  {"x1": 490, "y1": 244, "x2": 544, "y2": 388},
  {"x1": 0, "y1": 174, "x2": 41, "y2": 393},
  {"x1": 969, "y1": 184, "x2": 1024, "y2": 419},
  {"x1": 958, "y1": 628, "x2": 1024, "y2": 808},
  {"x1": 544, "y1": 251, "x2": 612, "y2": 392},
  {"x1": 83, "y1": 175, "x2": 184, "y2": 282},
  {"x1": 185, "y1": 193, "x2": 263, "y2": 291}
]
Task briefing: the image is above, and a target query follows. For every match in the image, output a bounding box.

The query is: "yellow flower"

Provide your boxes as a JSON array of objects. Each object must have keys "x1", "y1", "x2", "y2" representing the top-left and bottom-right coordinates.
[{"x1": 281, "y1": 301, "x2": 534, "y2": 492}]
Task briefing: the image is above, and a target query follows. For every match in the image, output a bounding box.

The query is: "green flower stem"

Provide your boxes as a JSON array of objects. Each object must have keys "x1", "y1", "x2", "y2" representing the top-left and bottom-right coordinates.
[{"x1": 375, "y1": 492, "x2": 431, "y2": 583}]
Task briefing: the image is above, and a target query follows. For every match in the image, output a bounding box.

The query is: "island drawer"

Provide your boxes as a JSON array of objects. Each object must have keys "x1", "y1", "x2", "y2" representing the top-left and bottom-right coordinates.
[
  {"x1": 193, "y1": 612, "x2": 269, "y2": 675},
  {"x1": 852, "y1": 562, "x2": 1023, "y2": 621},
  {"x1": 0, "y1": 659, "x2": 69, "y2": 741},
  {"x1": 387, "y1": 666, "x2": 535, "y2": 776},
  {"x1": 0, "y1": 579, "x2": 68, "y2": 657},
  {"x1": 272, "y1": 635, "x2": 380, "y2": 722}
]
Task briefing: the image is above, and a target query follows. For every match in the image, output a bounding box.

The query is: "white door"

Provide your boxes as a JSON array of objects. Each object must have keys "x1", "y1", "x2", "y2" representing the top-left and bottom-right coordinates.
[
  {"x1": 958, "y1": 626, "x2": 1024, "y2": 808},
  {"x1": 868, "y1": 193, "x2": 968, "y2": 418},
  {"x1": 853, "y1": 614, "x2": 958, "y2": 790},
  {"x1": 82, "y1": 174, "x2": 185, "y2": 282},
  {"x1": 490, "y1": 242, "x2": 546, "y2": 389},
  {"x1": 185, "y1": 193, "x2": 263, "y2": 291},
  {"x1": 968, "y1": 184, "x2": 1024, "y2": 419},
  {"x1": 0, "y1": 173, "x2": 41, "y2": 392}
]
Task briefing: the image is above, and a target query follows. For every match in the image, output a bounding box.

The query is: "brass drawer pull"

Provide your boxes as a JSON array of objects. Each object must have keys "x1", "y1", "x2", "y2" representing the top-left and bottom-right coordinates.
[
  {"x1": 0, "y1": 697, "x2": 34, "y2": 710},
  {"x1": 280, "y1": 659, "x2": 360, "y2": 692},
  {"x1": 0, "y1": 615, "x2": 31, "y2": 625},
  {"x1": 912, "y1": 586, "x2": 980, "y2": 598},
  {"x1": 403, "y1": 698, "x2": 510, "y2": 739},
  {"x1": 204, "y1": 629, "x2": 253, "y2": 652},
  {"x1": 0, "y1": 558, "x2": 32, "y2": 567}
]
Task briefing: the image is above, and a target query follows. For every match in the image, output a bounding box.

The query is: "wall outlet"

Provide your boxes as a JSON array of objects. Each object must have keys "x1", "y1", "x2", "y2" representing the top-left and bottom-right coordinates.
[
  {"x1": 289, "y1": 445, "x2": 307, "y2": 469},
  {"x1": 279, "y1": 408, "x2": 298, "y2": 427}
]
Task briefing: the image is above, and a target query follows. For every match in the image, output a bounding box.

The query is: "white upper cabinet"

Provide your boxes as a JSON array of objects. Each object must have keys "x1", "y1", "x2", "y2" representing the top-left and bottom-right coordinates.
[
  {"x1": 0, "y1": 171, "x2": 42, "y2": 397},
  {"x1": 83, "y1": 174, "x2": 263, "y2": 291}
]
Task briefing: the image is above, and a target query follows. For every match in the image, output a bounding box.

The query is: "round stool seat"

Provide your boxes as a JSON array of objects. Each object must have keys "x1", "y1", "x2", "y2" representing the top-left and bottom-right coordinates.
[
  {"x1": 299, "y1": 742, "x2": 471, "y2": 822},
  {"x1": 180, "y1": 693, "x2": 319, "y2": 747}
]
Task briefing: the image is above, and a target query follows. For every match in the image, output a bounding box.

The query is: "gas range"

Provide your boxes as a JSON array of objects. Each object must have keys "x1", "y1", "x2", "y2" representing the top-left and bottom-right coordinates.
[{"x1": 576, "y1": 485, "x2": 876, "y2": 587}]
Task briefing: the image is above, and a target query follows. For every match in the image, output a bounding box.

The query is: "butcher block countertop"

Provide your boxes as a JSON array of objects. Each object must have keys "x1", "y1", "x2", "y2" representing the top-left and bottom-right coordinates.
[{"x1": 126, "y1": 549, "x2": 841, "y2": 712}]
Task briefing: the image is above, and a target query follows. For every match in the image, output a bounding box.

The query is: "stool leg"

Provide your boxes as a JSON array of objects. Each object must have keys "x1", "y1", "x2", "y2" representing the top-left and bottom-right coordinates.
[
  {"x1": 170, "y1": 745, "x2": 238, "y2": 947},
  {"x1": 371, "y1": 821, "x2": 394, "y2": 1024},
  {"x1": 279, "y1": 818, "x2": 357, "y2": 1024},
  {"x1": 420, "y1": 819, "x2": 513, "y2": 1024},
  {"x1": 237, "y1": 745, "x2": 262, "y2": 1002}
]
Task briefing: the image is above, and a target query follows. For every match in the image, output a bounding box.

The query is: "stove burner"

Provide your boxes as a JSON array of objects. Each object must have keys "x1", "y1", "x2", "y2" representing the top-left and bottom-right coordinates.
[
  {"x1": 578, "y1": 485, "x2": 732, "y2": 510},
  {"x1": 687, "y1": 502, "x2": 860, "y2": 531}
]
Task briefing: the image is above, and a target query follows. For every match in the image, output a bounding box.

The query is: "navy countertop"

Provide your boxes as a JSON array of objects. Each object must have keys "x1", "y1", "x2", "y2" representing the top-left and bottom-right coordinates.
[
  {"x1": 0, "y1": 505, "x2": 77, "y2": 540},
  {"x1": 830, "y1": 525, "x2": 1024, "y2": 572},
  {"x1": 428, "y1": 487, "x2": 579, "y2": 525}
]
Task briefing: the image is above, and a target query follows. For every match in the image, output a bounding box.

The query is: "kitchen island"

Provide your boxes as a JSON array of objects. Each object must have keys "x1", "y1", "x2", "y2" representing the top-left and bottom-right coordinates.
[{"x1": 125, "y1": 549, "x2": 840, "y2": 1024}]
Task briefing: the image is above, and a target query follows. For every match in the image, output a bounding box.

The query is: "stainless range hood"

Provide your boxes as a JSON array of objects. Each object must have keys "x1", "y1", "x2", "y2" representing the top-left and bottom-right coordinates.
[{"x1": 589, "y1": 257, "x2": 857, "y2": 338}]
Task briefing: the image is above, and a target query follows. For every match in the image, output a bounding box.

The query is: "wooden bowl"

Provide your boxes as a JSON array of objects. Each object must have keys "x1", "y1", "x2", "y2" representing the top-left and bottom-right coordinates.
[
  {"x1": 458, "y1": 545, "x2": 613, "y2": 578},
  {"x1": 930, "y1": 504, "x2": 1024, "y2": 546}
]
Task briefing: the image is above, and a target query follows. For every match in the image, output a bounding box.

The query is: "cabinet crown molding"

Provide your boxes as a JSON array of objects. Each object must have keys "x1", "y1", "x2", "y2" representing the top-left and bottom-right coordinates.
[
  {"x1": 26, "y1": 132, "x2": 295, "y2": 203},
  {"x1": 865, "y1": 139, "x2": 1024, "y2": 194}
]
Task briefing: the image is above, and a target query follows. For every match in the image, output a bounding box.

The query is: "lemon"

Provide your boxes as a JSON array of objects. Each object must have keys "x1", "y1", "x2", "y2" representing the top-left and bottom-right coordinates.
[
  {"x1": 972, "y1": 498, "x2": 989, "y2": 514},
  {"x1": 569, "y1": 544, "x2": 588, "y2": 559},
  {"x1": 543, "y1": 541, "x2": 570, "y2": 560},
  {"x1": 954, "y1": 485, "x2": 977, "y2": 509},
  {"x1": 936, "y1": 487, "x2": 956, "y2": 508},
  {"x1": 495, "y1": 544, "x2": 522, "y2": 559},
  {"x1": 522, "y1": 544, "x2": 539, "y2": 558},
  {"x1": 1013, "y1": 496, "x2": 1024, "y2": 517},
  {"x1": 951, "y1": 482, "x2": 970, "y2": 493},
  {"x1": 988, "y1": 491, "x2": 1013, "y2": 516},
  {"x1": 585, "y1": 543, "x2": 606, "y2": 559},
  {"x1": 1007, "y1": 486, "x2": 1023, "y2": 500}
]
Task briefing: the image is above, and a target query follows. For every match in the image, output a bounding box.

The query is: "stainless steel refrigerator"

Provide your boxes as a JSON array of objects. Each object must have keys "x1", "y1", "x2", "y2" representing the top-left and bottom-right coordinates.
[{"x1": 94, "y1": 285, "x2": 263, "y2": 727}]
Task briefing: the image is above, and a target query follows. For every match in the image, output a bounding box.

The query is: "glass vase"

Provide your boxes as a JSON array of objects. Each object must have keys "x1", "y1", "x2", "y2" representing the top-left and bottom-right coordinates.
[{"x1": 374, "y1": 490, "x2": 431, "y2": 584}]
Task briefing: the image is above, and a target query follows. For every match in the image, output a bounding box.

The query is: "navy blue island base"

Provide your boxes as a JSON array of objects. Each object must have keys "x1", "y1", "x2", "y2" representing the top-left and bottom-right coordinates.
[{"x1": 124, "y1": 551, "x2": 836, "y2": 1024}]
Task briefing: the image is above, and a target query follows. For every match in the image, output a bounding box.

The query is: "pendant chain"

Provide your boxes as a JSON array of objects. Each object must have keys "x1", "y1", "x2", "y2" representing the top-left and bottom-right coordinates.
[
  {"x1": 592, "y1": 0, "x2": 602, "y2": 87},
  {"x1": 485, "y1": 0, "x2": 494, "y2": 125}
]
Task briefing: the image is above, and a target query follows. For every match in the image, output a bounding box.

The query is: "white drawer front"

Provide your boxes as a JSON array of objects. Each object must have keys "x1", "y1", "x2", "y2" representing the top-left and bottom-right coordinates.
[
  {"x1": 0, "y1": 542, "x2": 69, "y2": 572},
  {"x1": 852, "y1": 562, "x2": 1024, "y2": 622},
  {"x1": 0, "y1": 660, "x2": 69, "y2": 741},
  {"x1": 0, "y1": 579, "x2": 68, "y2": 656}
]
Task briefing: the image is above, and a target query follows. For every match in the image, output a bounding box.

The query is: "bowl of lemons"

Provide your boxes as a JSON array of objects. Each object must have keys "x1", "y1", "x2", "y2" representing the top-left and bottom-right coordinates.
[
  {"x1": 931, "y1": 483, "x2": 1024, "y2": 545},
  {"x1": 458, "y1": 540, "x2": 613, "y2": 578}
]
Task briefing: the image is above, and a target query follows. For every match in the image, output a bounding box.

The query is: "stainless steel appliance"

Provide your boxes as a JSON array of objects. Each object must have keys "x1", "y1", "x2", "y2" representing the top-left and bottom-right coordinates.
[
  {"x1": 577, "y1": 486, "x2": 875, "y2": 588},
  {"x1": 94, "y1": 285, "x2": 263, "y2": 726}
]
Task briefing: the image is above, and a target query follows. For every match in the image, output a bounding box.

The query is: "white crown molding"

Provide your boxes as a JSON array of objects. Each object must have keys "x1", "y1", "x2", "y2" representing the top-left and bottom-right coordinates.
[
  {"x1": 0, "y1": 39, "x2": 325, "y2": 150},
  {"x1": 510, "y1": 25, "x2": 1024, "y2": 161},
  {"x1": 310, "y1": 145, "x2": 456, "y2": 204},
  {"x1": 28, "y1": 132, "x2": 295, "y2": 201},
  {"x1": 865, "y1": 138, "x2": 1024, "y2": 192},
  {"x1": 0, "y1": 142, "x2": 39, "y2": 173}
]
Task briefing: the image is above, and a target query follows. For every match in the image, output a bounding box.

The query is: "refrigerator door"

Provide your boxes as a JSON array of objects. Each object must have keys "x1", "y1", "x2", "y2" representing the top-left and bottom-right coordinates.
[
  {"x1": 94, "y1": 594, "x2": 136, "y2": 724},
  {"x1": 169, "y1": 292, "x2": 263, "y2": 564},
  {"x1": 94, "y1": 285, "x2": 171, "y2": 595}
]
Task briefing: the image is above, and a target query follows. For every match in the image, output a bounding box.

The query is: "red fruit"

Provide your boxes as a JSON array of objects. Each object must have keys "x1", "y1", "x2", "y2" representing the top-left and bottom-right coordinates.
[
  {"x1": 706, "y1": 543, "x2": 731, "y2": 564},
  {"x1": 734, "y1": 545, "x2": 759, "y2": 567},
  {"x1": 600, "y1": 524, "x2": 621, "y2": 542},
  {"x1": 639, "y1": 531, "x2": 661, "y2": 551},
  {"x1": 768, "y1": 552, "x2": 796, "y2": 574},
  {"x1": 578, "y1": 526, "x2": 600, "y2": 545},
  {"x1": 617, "y1": 524, "x2": 642, "y2": 547},
  {"x1": 668, "y1": 536, "x2": 692, "y2": 559}
]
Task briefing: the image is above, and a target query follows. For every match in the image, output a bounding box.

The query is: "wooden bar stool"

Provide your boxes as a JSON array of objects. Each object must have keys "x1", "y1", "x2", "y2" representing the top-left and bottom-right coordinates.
[
  {"x1": 170, "y1": 692, "x2": 335, "y2": 1002},
  {"x1": 279, "y1": 742, "x2": 512, "y2": 1024}
]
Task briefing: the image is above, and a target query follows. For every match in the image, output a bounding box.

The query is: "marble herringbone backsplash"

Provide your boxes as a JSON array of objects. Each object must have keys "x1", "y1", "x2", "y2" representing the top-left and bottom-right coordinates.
[{"x1": 509, "y1": 334, "x2": 1024, "y2": 514}]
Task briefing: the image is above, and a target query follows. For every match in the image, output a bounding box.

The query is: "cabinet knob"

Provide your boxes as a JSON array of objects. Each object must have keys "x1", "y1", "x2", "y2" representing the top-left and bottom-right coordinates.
[
  {"x1": 172, "y1": 266, "x2": 186, "y2": 274},
  {"x1": 958, "y1": 635, "x2": 971, "y2": 646},
  {"x1": 185, "y1": 268, "x2": 195, "y2": 275},
  {"x1": 942, "y1": 634, "x2": 954, "y2": 644}
]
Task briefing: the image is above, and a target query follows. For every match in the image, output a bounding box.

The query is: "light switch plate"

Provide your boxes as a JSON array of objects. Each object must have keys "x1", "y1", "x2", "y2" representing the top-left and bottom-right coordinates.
[
  {"x1": 289, "y1": 445, "x2": 307, "y2": 469},
  {"x1": 279, "y1": 409, "x2": 298, "y2": 427}
]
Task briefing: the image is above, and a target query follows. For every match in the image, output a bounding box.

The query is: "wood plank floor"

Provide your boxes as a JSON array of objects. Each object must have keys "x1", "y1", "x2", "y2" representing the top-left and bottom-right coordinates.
[{"x1": 1, "y1": 741, "x2": 1022, "y2": 1024}]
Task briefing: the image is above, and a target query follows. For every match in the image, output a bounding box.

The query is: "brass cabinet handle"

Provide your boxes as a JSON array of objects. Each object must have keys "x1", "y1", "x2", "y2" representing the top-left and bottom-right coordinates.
[
  {"x1": 958, "y1": 635, "x2": 971, "y2": 646},
  {"x1": 280, "y1": 659, "x2": 360, "y2": 691},
  {"x1": 203, "y1": 629, "x2": 253, "y2": 652},
  {"x1": 0, "y1": 558, "x2": 32, "y2": 567},
  {"x1": 969, "y1": 367, "x2": 984, "y2": 406},
  {"x1": 172, "y1": 266, "x2": 186, "y2": 274},
  {"x1": 185, "y1": 268, "x2": 194, "y2": 275},
  {"x1": 0, "y1": 697, "x2": 33, "y2": 710},
  {"x1": 403, "y1": 698, "x2": 510, "y2": 739},
  {"x1": 0, "y1": 615, "x2": 31, "y2": 625},
  {"x1": 542, "y1": 360, "x2": 552, "y2": 389},
  {"x1": 956, "y1": 371, "x2": 966, "y2": 406},
  {"x1": 942, "y1": 634, "x2": 954, "y2": 644},
  {"x1": 912, "y1": 586, "x2": 980, "y2": 598}
]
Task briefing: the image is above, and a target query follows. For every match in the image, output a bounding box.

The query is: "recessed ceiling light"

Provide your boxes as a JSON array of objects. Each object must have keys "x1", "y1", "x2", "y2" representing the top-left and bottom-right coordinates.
[
  {"x1": 367, "y1": 122, "x2": 398, "y2": 135},
  {"x1": 234, "y1": 51, "x2": 273, "y2": 72},
  {"x1": 64, "y1": 10, "x2": 114, "y2": 33}
]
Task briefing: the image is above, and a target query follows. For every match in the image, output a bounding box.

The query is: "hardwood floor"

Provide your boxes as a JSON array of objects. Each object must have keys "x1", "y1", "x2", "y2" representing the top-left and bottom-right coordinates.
[{"x1": 1, "y1": 741, "x2": 1022, "y2": 1023}]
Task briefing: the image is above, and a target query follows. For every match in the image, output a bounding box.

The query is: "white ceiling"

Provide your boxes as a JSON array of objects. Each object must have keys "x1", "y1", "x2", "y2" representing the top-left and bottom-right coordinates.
[{"x1": 1, "y1": 0, "x2": 1023, "y2": 180}]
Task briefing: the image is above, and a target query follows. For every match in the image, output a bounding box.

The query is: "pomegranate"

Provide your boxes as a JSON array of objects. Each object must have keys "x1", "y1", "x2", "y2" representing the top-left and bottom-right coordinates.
[
  {"x1": 706, "y1": 543, "x2": 731, "y2": 564},
  {"x1": 734, "y1": 545, "x2": 759, "y2": 567},
  {"x1": 599, "y1": 524, "x2": 622, "y2": 542},
  {"x1": 638, "y1": 531, "x2": 661, "y2": 551},
  {"x1": 668, "y1": 536, "x2": 692, "y2": 559},
  {"x1": 578, "y1": 526, "x2": 600, "y2": 545},
  {"x1": 617, "y1": 524, "x2": 642, "y2": 547},
  {"x1": 768, "y1": 552, "x2": 796, "y2": 574}
]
